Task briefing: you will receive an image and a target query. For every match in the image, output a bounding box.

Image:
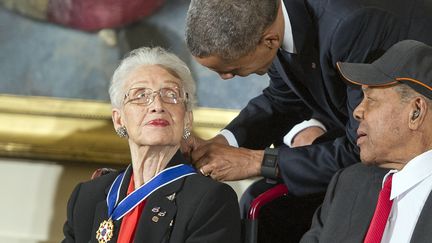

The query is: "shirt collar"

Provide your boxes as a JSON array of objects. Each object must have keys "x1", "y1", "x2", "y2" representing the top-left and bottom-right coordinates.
[
  {"x1": 280, "y1": 0, "x2": 296, "y2": 53},
  {"x1": 389, "y1": 149, "x2": 432, "y2": 200}
]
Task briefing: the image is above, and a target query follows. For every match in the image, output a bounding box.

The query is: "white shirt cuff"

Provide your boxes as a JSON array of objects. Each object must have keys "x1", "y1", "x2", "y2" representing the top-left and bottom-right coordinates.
[
  {"x1": 283, "y1": 119, "x2": 327, "y2": 147},
  {"x1": 219, "y1": 129, "x2": 239, "y2": 148}
]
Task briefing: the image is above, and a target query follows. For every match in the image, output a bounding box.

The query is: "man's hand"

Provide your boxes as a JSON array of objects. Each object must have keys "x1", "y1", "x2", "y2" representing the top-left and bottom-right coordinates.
[
  {"x1": 181, "y1": 134, "x2": 228, "y2": 158},
  {"x1": 180, "y1": 133, "x2": 205, "y2": 158},
  {"x1": 191, "y1": 141, "x2": 263, "y2": 181},
  {"x1": 291, "y1": 126, "x2": 325, "y2": 147}
]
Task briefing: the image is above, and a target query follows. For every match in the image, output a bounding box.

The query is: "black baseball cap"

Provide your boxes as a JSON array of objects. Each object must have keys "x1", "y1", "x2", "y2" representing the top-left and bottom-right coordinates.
[{"x1": 337, "y1": 40, "x2": 432, "y2": 99}]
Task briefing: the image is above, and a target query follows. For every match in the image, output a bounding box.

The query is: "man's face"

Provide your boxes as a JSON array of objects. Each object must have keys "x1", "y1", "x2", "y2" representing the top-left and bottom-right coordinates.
[
  {"x1": 353, "y1": 85, "x2": 411, "y2": 168},
  {"x1": 195, "y1": 45, "x2": 278, "y2": 80}
]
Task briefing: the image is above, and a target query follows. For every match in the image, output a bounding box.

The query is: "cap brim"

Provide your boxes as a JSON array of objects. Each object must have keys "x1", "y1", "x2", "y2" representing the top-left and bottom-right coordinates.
[{"x1": 336, "y1": 62, "x2": 397, "y2": 87}]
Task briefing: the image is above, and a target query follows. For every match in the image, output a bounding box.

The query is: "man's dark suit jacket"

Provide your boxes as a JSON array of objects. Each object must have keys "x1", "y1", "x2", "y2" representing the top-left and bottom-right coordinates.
[
  {"x1": 300, "y1": 163, "x2": 432, "y2": 242},
  {"x1": 225, "y1": 0, "x2": 432, "y2": 195},
  {"x1": 62, "y1": 151, "x2": 241, "y2": 243}
]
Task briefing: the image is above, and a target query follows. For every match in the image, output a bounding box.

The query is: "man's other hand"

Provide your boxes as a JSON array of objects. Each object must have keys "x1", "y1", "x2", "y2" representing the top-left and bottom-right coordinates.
[{"x1": 291, "y1": 126, "x2": 325, "y2": 147}]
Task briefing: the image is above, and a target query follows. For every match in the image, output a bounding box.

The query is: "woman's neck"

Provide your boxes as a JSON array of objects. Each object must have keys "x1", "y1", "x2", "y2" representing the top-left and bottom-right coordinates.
[{"x1": 129, "y1": 144, "x2": 180, "y2": 189}]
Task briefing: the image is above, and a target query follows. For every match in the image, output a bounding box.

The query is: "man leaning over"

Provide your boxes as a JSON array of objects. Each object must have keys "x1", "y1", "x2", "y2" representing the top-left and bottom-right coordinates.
[{"x1": 184, "y1": 0, "x2": 432, "y2": 208}]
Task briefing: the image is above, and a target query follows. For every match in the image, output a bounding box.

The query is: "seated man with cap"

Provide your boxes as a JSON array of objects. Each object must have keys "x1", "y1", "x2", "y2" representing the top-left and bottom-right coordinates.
[{"x1": 300, "y1": 39, "x2": 432, "y2": 243}]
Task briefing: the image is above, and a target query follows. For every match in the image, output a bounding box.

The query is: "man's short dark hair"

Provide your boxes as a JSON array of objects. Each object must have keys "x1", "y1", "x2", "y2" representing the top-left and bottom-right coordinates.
[
  {"x1": 394, "y1": 83, "x2": 432, "y2": 109},
  {"x1": 186, "y1": 0, "x2": 279, "y2": 60}
]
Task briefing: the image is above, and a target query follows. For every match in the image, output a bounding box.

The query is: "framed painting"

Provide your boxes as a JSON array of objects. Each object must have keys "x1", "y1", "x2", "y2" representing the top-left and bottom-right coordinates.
[{"x1": 0, "y1": 94, "x2": 238, "y2": 164}]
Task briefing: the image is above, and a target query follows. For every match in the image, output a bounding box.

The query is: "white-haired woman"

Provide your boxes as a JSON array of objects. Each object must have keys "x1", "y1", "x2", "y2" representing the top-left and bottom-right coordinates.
[{"x1": 62, "y1": 47, "x2": 241, "y2": 243}]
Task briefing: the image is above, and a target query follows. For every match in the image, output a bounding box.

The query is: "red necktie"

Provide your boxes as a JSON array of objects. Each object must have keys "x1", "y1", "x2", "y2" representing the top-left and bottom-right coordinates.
[{"x1": 364, "y1": 175, "x2": 393, "y2": 243}]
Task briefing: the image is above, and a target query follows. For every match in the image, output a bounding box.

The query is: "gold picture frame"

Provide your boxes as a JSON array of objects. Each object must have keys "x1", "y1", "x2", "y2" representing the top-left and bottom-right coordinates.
[{"x1": 0, "y1": 94, "x2": 238, "y2": 165}]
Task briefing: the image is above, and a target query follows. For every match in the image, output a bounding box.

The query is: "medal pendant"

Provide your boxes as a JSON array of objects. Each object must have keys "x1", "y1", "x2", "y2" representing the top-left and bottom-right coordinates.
[{"x1": 96, "y1": 218, "x2": 114, "y2": 243}]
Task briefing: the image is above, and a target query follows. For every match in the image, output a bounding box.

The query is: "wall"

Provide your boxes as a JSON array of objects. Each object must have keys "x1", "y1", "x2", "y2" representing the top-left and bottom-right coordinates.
[{"x1": 0, "y1": 158, "x2": 97, "y2": 243}]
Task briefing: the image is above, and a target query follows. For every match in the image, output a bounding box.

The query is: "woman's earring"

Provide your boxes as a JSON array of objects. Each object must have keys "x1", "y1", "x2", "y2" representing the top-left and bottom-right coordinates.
[
  {"x1": 183, "y1": 127, "x2": 191, "y2": 140},
  {"x1": 116, "y1": 126, "x2": 128, "y2": 138}
]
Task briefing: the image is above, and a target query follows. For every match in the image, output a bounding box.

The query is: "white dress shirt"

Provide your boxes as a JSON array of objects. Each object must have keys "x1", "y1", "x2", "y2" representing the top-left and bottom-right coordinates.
[
  {"x1": 283, "y1": 119, "x2": 327, "y2": 147},
  {"x1": 381, "y1": 149, "x2": 432, "y2": 243},
  {"x1": 280, "y1": 0, "x2": 296, "y2": 53}
]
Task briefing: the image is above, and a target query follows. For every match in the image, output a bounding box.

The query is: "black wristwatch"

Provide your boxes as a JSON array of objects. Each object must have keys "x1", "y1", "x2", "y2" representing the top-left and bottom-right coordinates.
[{"x1": 261, "y1": 147, "x2": 279, "y2": 179}]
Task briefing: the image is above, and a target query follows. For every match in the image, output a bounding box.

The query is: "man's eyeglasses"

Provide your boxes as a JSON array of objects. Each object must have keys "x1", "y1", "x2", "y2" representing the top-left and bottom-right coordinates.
[{"x1": 123, "y1": 87, "x2": 187, "y2": 106}]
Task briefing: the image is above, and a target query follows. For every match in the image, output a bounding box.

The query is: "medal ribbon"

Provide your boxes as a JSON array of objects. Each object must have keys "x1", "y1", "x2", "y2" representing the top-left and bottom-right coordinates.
[{"x1": 106, "y1": 164, "x2": 196, "y2": 220}]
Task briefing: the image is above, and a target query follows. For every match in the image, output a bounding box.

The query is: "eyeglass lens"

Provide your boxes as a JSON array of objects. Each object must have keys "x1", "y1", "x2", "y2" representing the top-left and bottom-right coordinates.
[{"x1": 124, "y1": 87, "x2": 184, "y2": 105}]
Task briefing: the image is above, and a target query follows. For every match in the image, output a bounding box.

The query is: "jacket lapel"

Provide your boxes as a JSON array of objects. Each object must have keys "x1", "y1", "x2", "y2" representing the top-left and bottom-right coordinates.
[
  {"x1": 281, "y1": 0, "x2": 348, "y2": 125},
  {"x1": 133, "y1": 177, "x2": 184, "y2": 243},
  {"x1": 133, "y1": 151, "x2": 191, "y2": 243},
  {"x1": 90, "y1": 151, "x2": 192, "y2": 243},
  {"x1": 277, "y1": 0, "x2": 325, "y2": 114},
  {"x1": 352, "y1": 168, "x2": 386, "y2": 241},
  {"x1": 410, "y1": 190, "x2": 432, "y2": 242},
  {"x1": 90, "y1": 167, "x2": 132, "y2": 243},
  {"x1": 357, "y1": 170, "x2": 432, "y2": 243},
  {"x1": 283, "y1": 0, "x2": 314, "y2": 55},
  {"x1": 274, "y1": 50, "x2": 325, "y2": 116}
]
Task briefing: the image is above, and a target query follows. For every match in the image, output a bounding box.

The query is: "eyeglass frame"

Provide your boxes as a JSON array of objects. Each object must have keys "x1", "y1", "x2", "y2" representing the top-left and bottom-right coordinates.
[{"x1": 123, "y1": 86, "x2": 189, "y2": 106}]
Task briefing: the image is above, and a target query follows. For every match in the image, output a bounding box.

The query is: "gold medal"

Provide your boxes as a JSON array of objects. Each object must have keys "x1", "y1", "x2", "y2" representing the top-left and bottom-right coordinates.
[{"x1": 96, "y1": 218, "x2": 114, "y2": 243}]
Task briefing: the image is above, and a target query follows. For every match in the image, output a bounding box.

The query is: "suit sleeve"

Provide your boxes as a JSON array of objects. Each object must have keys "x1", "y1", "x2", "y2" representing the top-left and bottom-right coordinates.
[
  {"x1": 62, "y1": 183, "x2": 82, "y2": 243},
  {"x1": 226, "y1": 7, "x2": 421, "y2": 195},
  {"x1": 299, "y1": 169, "x2": 343, "y2": 242},
  {"x1": 185, "y1": 183, "x2": 241, "y2": 243}
]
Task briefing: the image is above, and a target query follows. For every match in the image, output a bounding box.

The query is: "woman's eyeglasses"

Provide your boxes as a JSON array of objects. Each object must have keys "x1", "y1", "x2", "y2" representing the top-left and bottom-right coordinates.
[{"x1": 123, "y1": 87, "x2": 188, "y2": 106}]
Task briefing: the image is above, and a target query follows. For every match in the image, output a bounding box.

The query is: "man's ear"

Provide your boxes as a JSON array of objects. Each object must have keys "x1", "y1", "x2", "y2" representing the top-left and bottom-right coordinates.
[
  {"x1": 408, "y1": 97, "x2": 428, "y2": 130},
  {"x1": 261, "y1": 32, "x2": 281, "y2": 50},
  {"x1": 112, "y1": 108, "x2": 124, "y2": 130}
]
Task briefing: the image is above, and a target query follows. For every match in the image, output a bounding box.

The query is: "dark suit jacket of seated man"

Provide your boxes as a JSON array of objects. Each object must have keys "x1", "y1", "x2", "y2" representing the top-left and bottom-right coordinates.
[
  {"x1": 185, "y1": 0, "x2": 432, "y2": 197},
  {"x1": 300, "y1": 40, "x2": 432, "y2": 242}
]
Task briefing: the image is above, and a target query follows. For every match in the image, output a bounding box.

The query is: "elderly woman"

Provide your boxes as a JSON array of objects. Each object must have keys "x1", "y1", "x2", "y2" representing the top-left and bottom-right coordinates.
[{"x1": 62, "y1": 47, "x2": 241, "y2": 243}]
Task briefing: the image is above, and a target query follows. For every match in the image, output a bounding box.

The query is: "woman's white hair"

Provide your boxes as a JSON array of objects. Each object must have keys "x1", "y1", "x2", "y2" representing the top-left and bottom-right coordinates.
[{"x1": 109, "y1": 47, "x2": 196, "y2": 110}]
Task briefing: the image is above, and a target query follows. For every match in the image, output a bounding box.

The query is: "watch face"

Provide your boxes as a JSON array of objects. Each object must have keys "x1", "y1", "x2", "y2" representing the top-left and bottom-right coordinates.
[
  {"x1": 263, "y1": 148, "x2": 278, "y2": 167},
  {"x1": 262, "y1": 149, "x2": 279, "y2": 180},
  {"x1": 264, "y1": 156, "x2": 276, "y2": 167}
]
